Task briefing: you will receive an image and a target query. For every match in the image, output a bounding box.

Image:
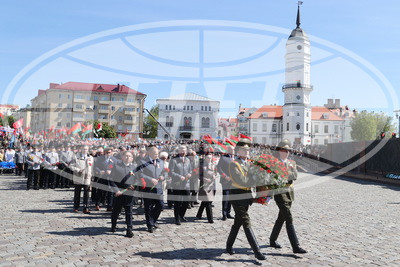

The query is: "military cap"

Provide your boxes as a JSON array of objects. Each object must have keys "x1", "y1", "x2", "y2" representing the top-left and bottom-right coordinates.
[
  {"x1": 235, "y1": 138, "x2": 251, "y2": 152},
  {"x1": 277, "y1": 139, "x2": 292, "y2": 151}
]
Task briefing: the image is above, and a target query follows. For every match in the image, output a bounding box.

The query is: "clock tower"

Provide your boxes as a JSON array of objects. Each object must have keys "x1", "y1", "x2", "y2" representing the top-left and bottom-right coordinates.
[{"x1": 282, "y1": 3, "x2": 312, "y2": 145}]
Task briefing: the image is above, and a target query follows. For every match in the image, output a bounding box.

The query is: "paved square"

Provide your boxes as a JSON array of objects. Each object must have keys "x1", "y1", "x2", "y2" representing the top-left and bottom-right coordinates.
[{"x1": 0, "y1": 173, "x2": 399, "y2": 266}]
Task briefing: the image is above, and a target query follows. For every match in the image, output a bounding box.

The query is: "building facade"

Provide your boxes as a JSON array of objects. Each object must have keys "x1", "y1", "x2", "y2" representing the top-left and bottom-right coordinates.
[
  {"x1": 157, "y1": 93, "x2": 220, "y2": 140},
  {"x1": 218, "y1": 117, "x2": 238, "y2": 138},
  {"x1": 30, "y1": 82, "x2": 146, "y2": 136}
]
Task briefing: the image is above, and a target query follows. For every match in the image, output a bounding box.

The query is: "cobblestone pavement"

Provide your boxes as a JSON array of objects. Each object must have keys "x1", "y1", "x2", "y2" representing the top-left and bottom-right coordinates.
[{"x1": 0, "y1": 172, "x2": 399, "y2": 266}]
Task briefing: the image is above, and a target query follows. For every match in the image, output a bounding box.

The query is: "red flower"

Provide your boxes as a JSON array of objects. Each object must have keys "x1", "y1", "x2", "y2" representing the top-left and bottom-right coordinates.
[
  {"x1": 164, "y1": 168, "x2": 170, "y2": 173},
  {"x1": 108, "y1": 164, "x2": 113, "y2": 169},
  {"x1": 267, "y1": 169, "x2": 272, "y2": 173},
  {"x1": 140, "y1": 178, "x2": 146, "y2": 190}
]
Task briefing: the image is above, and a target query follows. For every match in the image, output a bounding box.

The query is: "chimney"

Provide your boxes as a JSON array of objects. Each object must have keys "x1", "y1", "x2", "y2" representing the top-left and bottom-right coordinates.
[
  {"x1": 49, "y1": 83, "x2": 59, "y2": 89},
  {"x1": 117, "y1": 83, "x2": 120, "y2": 92},
  {"x1": 335, "y1": 99, "x2": 340, "y2": 108}
]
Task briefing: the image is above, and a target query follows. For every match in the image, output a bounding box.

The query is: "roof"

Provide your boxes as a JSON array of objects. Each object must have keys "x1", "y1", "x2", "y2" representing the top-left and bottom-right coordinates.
[
  {"x1": 311, "y1": 107, "x2": 344, "y2": 121},
  {"x1": 45, "y1": 82, "x2": 145, "y2": 95},
  {"x1": 0, "y1": 104, "x2": 19, "y2": 109},
  {"x1": 158, "y1": 92, "x2": 217, "y2": 102},
  {"x1": 249, "y1": 105, "x2": 283, "y2": 119},
  {"x1": 219, "y1": 118, "x2": 238, "y2": 124}
]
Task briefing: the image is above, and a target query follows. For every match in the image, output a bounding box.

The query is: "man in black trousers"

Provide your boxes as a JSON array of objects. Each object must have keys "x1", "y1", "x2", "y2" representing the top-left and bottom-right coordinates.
[
  {"x1": 217, "y1": 145, "x2": 235, "y2": 220},
  {"x1": 138, "y1": 146, "x2": 166, "y2": 233},
  {"x1": 269, "y1": 139, "x2": 307, "y2": 254}
]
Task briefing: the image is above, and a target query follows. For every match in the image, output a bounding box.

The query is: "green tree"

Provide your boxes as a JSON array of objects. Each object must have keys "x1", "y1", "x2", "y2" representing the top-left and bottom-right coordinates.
[
  {"x1": 350, "y1": 111, "x2": 395, "y2": 141},
  {"x1": 143, "y1": 105, "x2": 159, "y2": 138},
  {"x1": 91, "y1": 120, "x2": 116, "y2": 139},
  {"x1": 7, "y1": 116, "x2": 15, "y2": 127},
  {"x1": 0, "y1": 117, "x2": 3, "y2": 126}
]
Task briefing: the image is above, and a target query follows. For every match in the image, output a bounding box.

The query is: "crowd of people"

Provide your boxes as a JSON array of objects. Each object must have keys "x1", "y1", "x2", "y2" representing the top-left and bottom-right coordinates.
[{"x1": 2, "y1": 135, "x2": 308, "y2": 261}]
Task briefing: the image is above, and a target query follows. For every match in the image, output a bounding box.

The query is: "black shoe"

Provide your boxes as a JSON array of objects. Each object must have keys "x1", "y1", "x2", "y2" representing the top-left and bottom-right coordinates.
[
  {"x1": 126, "y1": 229, "x2": 133, "y2": 238},
  {"x1": 83, "y1": 209, "x2": 91, "y2": 214},
  {"x1": 226, "y1": 214, "x2": 234, "y2": 219},
  {"x1": 293, "y1": 247, "x2": 307, "y2": 254},
  {"x1": 148, "y1": 227, "x2": 154, "y2": 233},
  {"x1": 270, "y1": 240, "x2": 282, "y2": 249},
  {"x1": 255, "y1": 251, "x2": 266, "y2": 260},
  {"x1": 154, "y1": 223, "x2": 159, "y2": 229},
  {"x1": 181, "y1": 217, "x2": 188, "y2": 222},
  {"x1": 208, "y1": 219, "x2": 214, "y2": 223},
  {"x1": 196, "y1": 215, "x2": 202, "y2": 220},
  {"x1": 222, "y1": 216, "x2": 227, "y2": 221},
  {"x1": 34, "y1": 187, "x2": 39, "y2": 190},
  {"x1": 175, "y1": 220, "x2": 181, "y2": 225},
  {"x1": 111, "y1": 226, "x2": 116, "y2": 233},
  {"x1": 226, "y1": 247, "x2": 235, "y2": 255}
]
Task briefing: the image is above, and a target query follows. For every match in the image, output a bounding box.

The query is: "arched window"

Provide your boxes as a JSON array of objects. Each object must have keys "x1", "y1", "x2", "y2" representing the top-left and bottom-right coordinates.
[
  {"x1": 165, "y1": 116, "x2": 169, "y2": 127},
  {"x1": 201, "y1": 117, "x2": 210, "y2": 128},
  {"x1": 296, "y1": 123, "x2": 301, "y2": 130},
  {"x1": 184, "y1": 117, "x2": 192, "y2": 127}
]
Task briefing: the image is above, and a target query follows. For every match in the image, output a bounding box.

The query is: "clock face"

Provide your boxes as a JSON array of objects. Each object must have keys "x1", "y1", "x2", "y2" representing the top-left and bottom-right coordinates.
[
  {"x1": 297, "y1": 45, "x2": 302, "y2": 50},
  {"x1": 296, "y1": 95, "x2": 301, "y2": 100}
]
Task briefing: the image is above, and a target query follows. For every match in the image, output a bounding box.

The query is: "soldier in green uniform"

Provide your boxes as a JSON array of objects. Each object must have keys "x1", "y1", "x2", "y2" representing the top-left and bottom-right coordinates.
[
  {"x1": 269, "y1": 139, "x2": 307, "y2": 254},
  {"x1": 225, "y1": 139, "x2": 266, "y2": 261}
]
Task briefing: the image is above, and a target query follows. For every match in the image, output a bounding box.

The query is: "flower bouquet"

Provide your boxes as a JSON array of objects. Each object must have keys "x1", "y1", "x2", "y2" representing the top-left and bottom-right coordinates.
[{"x1": 249, "y1": 154, "x2": 289, "y2": 205}]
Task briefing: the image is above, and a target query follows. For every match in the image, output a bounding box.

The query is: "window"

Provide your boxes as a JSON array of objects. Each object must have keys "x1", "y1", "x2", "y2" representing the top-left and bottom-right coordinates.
[
  {"x1": 166, "y1": 116, "x2": 169, "y2": 127},
  {"x1": 137, "y1": 99, "x2": 141, "y2": 104},
  {"x1": 111, "y1": 106, "x2": 115, "y2": 111},
  {"x1": 209, "y1": 106, "x2": 211, "y2": 111},
  {"x1": 110, "y1": 115, "x2": 114, "y2": 120},
  {"x1": 262, "y1": 137, "x2": 267, "y2": 144},
  {"x1": 262, "y1": 123, "x2": 267, "y2": 132},
  {"x1": 75, "y1": 104, "x2": 83, "y2": 109},
  {"x1": 127, "y1": 98, "x2": 134, "y2": 102},
  {"x1": 118, "y1": 116, "x2": 122, "y2": 122},
  {"x1": 272, "y1": 124, "x2": 277, "y2": 133},
  {"x1": 86, "y1": 95, "x2": 91, "y2": 101},
  {"x1": 93, "y1": 105, "x2": 97, "y2": 110},
  {"x1": 66, "y1": 122, "x2": 70, "y2": 127},
  {"x1": 315, "y1": 125, "x2": 319, "y2": 133},
  {"x1": 334, "y1": 125, "x2": 339, "y2": 134},
  {"x1": 75, "y1": 95, "x2": 83, "y2": 99},
  {"x1": 165, "y1": 105, "x2": 168, "y2": 110},
  {"x1": 306, "y1": 123, "x2": 309, "y2": 131},
  {"x1": 253, "y1": 123, "x2": 258, "y2": 132},
  {"x1": 100, "y1": 105, "x2": 108, "y2": 110},
  {"x1": 126, "y1": 116, "x2": 133, "y2": 120},
  {"x1": 59, "y1": 94, "x2": 63, "y2": 99},
  {"x1": 67, "y1": 95, "x2": 71, "y2": 99},
  {"x1": 201, "y1": 117, "x2": 210, "y2": 128},
  {"x1": 296, "y1": 123, "x2": 300, "y2": 130},
  {"x1": 136, "y1": 108, "x2": 139, "y2": 112},
  {"x1": 191, "y1": 106, "x2": 193, "y2": 110},
  {"x1": 286, "y1": 123, "x2": 289, "y2": 131},
  {"x1": 93, "y1": 95, "x2": 99, "y2": 101},
  {"x1": 111, "y1": 97, "x2": 116, "y2": 101},
  {"x1": 58, "y1": 113, "x2": 62, "y2": 118},
  {"x1": 166, "y1": 116, "x2": 173, "y2": 127},
  {"x1": 324, "y1": 125, "x2": 329, "y2": 133},
  {"x1": 119, "y1": 107, "x2": 124, "y2": 112},
  {"x1": 57, "y1": 122, "x2": 62, "y2": 127},
  {"x1": 66, "y1": 113, "x2": 70, "y2": 118},
  {"x1": 173, "y1": 105, "x2": 175, "y2": 110},
  {"x1": 307, "y1": 112, "x2": 309, "y2": 117},
  {"x1": 120, "y1": 97, "x2": 124, "y2": 102},
  {"x1": 58, "y1": 103, "x2": 62, "y2": 108},
  {"x1": 183, "y1": 106, "x2": 186, "y2": 110},
  {"x1": 101, "y1": 96, "x2": 109, "y2": 101},
  {"x1": 169, "y1": 105, "x2": 172, "y2": 110},
  {"x1": 201, "y1": 106, "x2": 204, "y2": 111},
  {"x1": 297, "y1": 112, "x2": 300, "y2": 116},
  {"x1": 184, "y1": 117, "x2": 192, "y2": 127}
]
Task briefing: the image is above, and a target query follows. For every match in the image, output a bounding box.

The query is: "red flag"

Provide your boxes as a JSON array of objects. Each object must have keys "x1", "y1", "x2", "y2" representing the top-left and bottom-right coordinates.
[
  {"x1": 239, "y1": 133, "x2": 252, "y2": 141},
  {"x1": 96, "y1": 123, "x2": 102, "y2": 131},
  {"x1": 224, "y1": 138, "x2": 235, "y2": 146},
  {"x1": 13, "y1": 119, "x2": 24, "y2": 129},
  {"x1": 48, "y1": 125, "x2": 54, "y2": 133},
  {"x1": 0, "y1": 113, "x2": 4, "y2": 119},
  {"x1": 230, "y1": 135, "x2": 240, "y2": 142},
  {"x1": 67, "y1": 123, "x2": 82, "y2": 135}
]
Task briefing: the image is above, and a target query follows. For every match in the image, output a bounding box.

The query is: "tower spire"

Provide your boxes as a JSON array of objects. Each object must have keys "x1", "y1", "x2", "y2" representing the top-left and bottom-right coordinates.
[{"x1": 296, "y1": 1, "x2": 303, "y2": 28}]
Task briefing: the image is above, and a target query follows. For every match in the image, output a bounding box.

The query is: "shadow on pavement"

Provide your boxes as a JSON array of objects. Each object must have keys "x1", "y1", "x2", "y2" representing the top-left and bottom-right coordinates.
[
  {"x1": 47, "y1": 226, "x2": 111, "y2": 236},
  {"x1": 136, "y1": 248, "x2": 262, "y2": 264},
  {"x1": 20, "y1": 208, "x2": 72, "y2": 213},
  {"x1": 0, "y1": 179, "x2": 27, "y2": 190},
  {"x1": 336, "y1": 175, "x2": 400, "y2": 191}
]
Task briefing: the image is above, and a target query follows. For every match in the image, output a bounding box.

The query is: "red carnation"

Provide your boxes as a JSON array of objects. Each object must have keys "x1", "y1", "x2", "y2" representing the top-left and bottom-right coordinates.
[
  {"x1": 164, "y1": 168, "x2": 170, "y2": 173},
  {"x1": 267, "y1": 169, "x2": 272, "y2": 173},
  {"x1": 140, "y1": 178, "x2": 147, "y2": 190},
  {"x1": 108, "y1": 164, "x2": 113, "y2": 169}
]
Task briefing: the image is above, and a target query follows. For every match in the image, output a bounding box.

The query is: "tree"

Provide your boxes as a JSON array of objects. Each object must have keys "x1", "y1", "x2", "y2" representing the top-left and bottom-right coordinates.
[
  {"x1": 350, "y1": 111, "x2": 395, "y2": 141},
  {"x1": 143, "y1": 105, "x2": 159, "y2": 138},
  {"x1": 90, "y1": 120, "x2": 116, "y2": 139},
  {"x1": 7, "y1": 116, "x2": 15, "y2": 127}
]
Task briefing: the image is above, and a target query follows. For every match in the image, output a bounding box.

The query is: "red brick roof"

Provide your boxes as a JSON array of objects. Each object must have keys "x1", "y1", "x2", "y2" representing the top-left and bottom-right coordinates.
[
  {"x1": 44, "y1": 82, "x2": 145, "y2": 95},
  {"x1": 249, "y1": 105, "x2": 283, "y2": 119},
  {"x1": 312, "y1": 107, "x2": 344, "y2": 121},
  {"x1": 0, "y1": 104, "x2": 19, "y2": 109}
]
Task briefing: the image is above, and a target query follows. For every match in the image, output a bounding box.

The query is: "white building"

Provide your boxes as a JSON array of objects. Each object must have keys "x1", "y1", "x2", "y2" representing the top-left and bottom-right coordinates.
[
  {"x1": 157, "y1": 93, "x2": 220, "y2": 140},
  {"x1": 246, "y1": 5, "x2": 352, "y2": 146}
]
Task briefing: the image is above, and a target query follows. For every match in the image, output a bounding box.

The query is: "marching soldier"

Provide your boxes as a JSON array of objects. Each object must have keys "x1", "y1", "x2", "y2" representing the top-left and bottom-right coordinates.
[
  {"x1": 269, "y1": 139, "x2": 307, "y2": 254},
  {"x1": 226, "y1": 139, "x2": 266, "y2": 261}
]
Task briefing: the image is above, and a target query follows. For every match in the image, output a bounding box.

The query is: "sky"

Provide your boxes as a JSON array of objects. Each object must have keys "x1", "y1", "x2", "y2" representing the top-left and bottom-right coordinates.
[{"x1": 1, "y1": 0, "x2": 399, "y2": 119}]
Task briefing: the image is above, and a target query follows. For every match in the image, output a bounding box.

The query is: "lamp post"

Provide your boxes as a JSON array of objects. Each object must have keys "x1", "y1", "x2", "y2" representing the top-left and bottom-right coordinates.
[{"x1": 394, "y1": 110, "x2": 400, "y2": 137}]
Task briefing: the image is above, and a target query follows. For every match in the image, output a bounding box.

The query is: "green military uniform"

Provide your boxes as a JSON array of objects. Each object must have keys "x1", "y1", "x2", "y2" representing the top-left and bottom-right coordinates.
[
  {"x1": 225, "y1": 139, "x2": 266, "y2": 261},
  {"x1": 269, "y1": 139, "x2": 307, "y2": 254}
]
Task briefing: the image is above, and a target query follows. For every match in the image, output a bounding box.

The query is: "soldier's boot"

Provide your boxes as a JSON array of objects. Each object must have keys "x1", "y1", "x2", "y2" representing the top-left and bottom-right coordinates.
[
  {"x1": 269, "y1": 219, "x2": 284, "y2": 249},
  {"x1": 226, "y1": 225, "x2": 240, "y2": 255},
  {"x1": 286, "y1": 223, "x2": 307, "y2": 254},
  {"x1": 244, "y1": 227, "x2": 266, "y2": 260},
  {"x1": 206, "y1": 204, "x2": 213, "y2": 223}
]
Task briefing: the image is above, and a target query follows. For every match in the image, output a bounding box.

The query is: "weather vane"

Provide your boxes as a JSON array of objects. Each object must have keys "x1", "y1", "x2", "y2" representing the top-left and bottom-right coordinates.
[{"x1": 298, "y1": 1, "x2": 303, "y2": 6}]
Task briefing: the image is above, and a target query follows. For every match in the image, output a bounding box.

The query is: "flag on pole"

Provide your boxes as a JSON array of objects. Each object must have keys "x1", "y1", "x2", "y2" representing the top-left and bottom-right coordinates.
[
  {"x1": 82, "y1": 124, "x2": 93, "y2": 136},
  {"x1": 96, "y1": 123, "x2": 102, "y2": 131},
  {"x1": 239, "y1": 133, "x2": 252, "y2": 141},
  {"x1": 0, "y1": 113, "x2": 4, "y2": 119},
  {"x1": 12, "y1": 118, "x2": 24, "y2": 129},
  {"x1": 230, "y1": 135, "x2": 239, "y2": 143},
  {"x1": 68, "y1": 123, "x2": 82, "y2": 135}
]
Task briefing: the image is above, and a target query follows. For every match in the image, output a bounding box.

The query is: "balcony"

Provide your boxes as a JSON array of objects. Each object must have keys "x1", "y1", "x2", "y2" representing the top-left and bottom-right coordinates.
[
  {"x1": 73, "y1": 108, "x2": 84, "y2": 112},
  {"x1": 124, "y1": 110, "x2": 136, "y2": 115},
  {"x1": 73, "y1": 98, "x2": 85, "y2": 103},
  {"x1": 124, "y1": 120, "x2": 134, "y2": 124},
  {"x1": 98, "y1": 118, "x2": 108, "y2": 123},
  {"x1": 98, "y1": 109, "x2": 109, "y2": 114},
  {"x1": 282, "y1": 83, "x2": 313, "y2": 90},
  {"x1": 179, "y1": 126, "x2": 193, "y2": 131},
  {"x1": 72, "y1": 117, "x2": 85, "y2": 122},
  {"x1": 99, "y1": 100, "x2": 110, "y2": 105},
  {"x1": 125, "y1": 101, "x2": 136, "y2": 107}
]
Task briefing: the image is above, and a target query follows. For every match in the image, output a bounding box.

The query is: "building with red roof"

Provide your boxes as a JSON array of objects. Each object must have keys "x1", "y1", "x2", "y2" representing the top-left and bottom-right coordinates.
[{"x1": 30, "y1": 82, "x2": 146, "y2": 137}]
